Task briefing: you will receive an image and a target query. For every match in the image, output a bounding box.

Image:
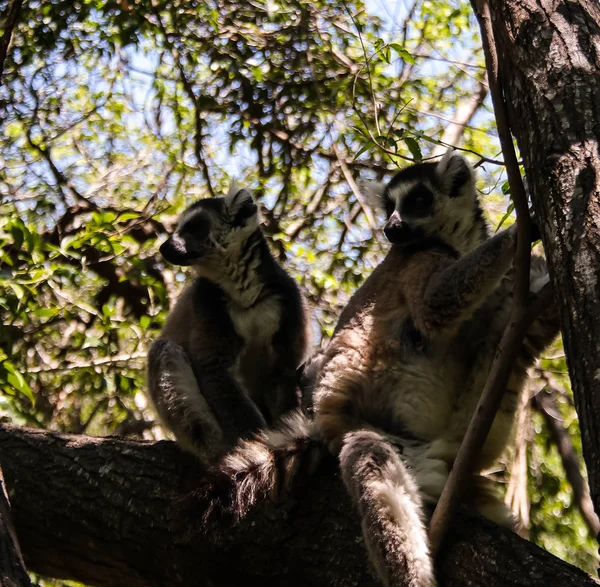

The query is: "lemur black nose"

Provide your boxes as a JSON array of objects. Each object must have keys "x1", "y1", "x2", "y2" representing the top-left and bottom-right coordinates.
[
  {"x1": 384, "y1": 212, "x2": 413, "y2": 244},
  {"x1": 385, "y1": 210, "x2": 402, "y2": 230},
  {"x1": 159, "y1": 236, "x2": 192, "y2": 266}
]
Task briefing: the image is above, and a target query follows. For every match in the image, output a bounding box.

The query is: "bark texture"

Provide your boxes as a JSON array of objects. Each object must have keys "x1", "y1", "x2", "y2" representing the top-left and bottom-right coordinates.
[
  {"x1": 0, "y1": 466, "x2": 30, "y2": 587},
  {"x1": 488, "y1": 0, "x2": 600, "y2": 519},
  {"x1": 0, "y1": 424, "x2": 597, "y2": 587}
]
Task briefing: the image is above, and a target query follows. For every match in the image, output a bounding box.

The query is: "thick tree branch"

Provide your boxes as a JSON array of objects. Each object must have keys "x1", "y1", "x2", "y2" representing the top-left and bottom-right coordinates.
[
  {"x1": 0, "y1": 465, "x2": 30, "y2": 586},
  {"x1": 533, "y1": 389, "x2": 600, "y2": 536},
  {"x1": 0, "y1": 424, "x2": 597, "y2": 587}
]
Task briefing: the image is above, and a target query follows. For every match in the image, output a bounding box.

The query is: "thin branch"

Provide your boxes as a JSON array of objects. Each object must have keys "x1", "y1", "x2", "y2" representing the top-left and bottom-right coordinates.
[
  {"x1": 429, "y1": 274, "x2": 551, "y2": 549},
  {"x1": 429, "y1": 0, "x2": 539, "y2": 552},
  {"x1": 532, "y1": 388, "x2": 600, "y2": 537},
  {"x1": 151, "y1": 8, "x2": 216, "y2": 198},
  {"x1": 0, "y1": 0, "x2": 23, "y2": 84},
  {"x1": 335, "y1": 145, "x2": 376, "y2": 230}
]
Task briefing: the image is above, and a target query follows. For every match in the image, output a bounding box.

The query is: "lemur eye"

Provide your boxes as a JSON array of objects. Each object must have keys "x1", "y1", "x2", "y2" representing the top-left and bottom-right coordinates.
[
  {"x1": 401, "y1": 186, "x2": 434, "y2": 218},
  {"x1": 180, "y1": 214, "x2": 210, "y2": 236}
]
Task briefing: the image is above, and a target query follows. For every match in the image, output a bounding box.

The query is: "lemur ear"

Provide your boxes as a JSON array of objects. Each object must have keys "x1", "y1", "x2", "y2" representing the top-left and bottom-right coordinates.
[
  {"x1": 436, "y1": 149, "x2": 474, "y2": 198},
  {"x1": 360, "y1": 180, "x2": 387, "y2": 210},
  {"x1": 225, "y1": 184, "x2": 258, "y2": 219}
]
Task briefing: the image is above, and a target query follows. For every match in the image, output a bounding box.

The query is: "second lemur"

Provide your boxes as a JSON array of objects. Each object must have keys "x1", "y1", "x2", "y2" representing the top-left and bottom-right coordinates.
[
  {"x1": 201, "y1": 153, "x2": 560, "y2": 587},
  {"x1": 147, "y1": 185, "x2": 309, "y2": 466}
]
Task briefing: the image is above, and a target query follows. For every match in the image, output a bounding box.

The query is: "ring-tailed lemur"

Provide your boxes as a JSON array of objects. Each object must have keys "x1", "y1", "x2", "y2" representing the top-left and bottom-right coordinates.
[
  {"x1": 199, "y1": 153, "x2": 560, "y2": 587},
  {"x1": 147, "y1": 185, "x2": 309, "y2": 466}
]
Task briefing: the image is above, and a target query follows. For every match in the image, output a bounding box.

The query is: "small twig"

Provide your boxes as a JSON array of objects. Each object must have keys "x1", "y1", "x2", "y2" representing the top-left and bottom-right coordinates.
[
  {"x1": 532, "y1": 388, "x2": 600, "y2": 537},
  {"x1": 429, "y1": 0, "x2": 538, "y2": 552}
]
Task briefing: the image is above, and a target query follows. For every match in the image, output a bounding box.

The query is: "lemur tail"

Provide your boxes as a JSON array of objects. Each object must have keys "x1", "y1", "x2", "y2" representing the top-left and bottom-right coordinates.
[
  {"x1": 340, "y1": 429, "x2": 438, "y2": 587},
  {"x1": 197, "y1": 409, "x2": 327, "y2": 524}
]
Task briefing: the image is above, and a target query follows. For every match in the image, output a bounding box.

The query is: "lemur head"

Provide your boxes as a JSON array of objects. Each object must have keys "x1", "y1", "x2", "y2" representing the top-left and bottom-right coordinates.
[
  {"x1": 159, "y1": 185, "x2": 260, "y2": 267},
  {"x1": 365, "y1": 150, "x2": 488, "y2": 255}
]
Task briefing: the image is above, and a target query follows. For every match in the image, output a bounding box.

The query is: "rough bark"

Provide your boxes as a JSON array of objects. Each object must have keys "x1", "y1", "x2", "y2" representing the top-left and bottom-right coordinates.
[
  {"x1": 0, "y1": 424, "x2": 597, "y2": 587},
  {"x1": 0, "y1": 465, "x2": 30, "y2": 587},
  {"x1": 486, "y1": 0, "x2": 600, "y2": 520}
]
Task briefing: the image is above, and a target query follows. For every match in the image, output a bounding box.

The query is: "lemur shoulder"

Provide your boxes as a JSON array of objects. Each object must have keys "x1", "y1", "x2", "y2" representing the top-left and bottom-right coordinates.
[{"x1": 147, "y1": 186, "x2": 309, "y2": 466}]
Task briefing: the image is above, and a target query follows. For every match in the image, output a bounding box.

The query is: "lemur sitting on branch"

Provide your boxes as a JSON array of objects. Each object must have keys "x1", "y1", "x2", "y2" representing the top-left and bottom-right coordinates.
[{"x1": 147, "y1": 185, "x2": 309, "y2": 467}]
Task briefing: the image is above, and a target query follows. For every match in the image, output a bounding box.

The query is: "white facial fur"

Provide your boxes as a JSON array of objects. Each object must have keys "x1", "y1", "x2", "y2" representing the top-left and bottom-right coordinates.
[{"x1": 362, "y1": 150, "x2": 485, "y2": 255}]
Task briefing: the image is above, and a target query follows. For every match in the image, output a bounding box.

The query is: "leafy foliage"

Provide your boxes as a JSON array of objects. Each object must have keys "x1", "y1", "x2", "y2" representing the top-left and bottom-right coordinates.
[{"x1": 0, "y1": 0, "x2": 596, "y2": 582}]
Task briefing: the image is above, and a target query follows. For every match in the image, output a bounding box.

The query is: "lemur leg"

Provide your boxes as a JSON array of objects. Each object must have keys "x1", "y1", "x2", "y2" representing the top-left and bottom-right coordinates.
[
  {"x1": 261, "y1": 369, "x2": 301, "y2": 425},
  {"x1": 147, "y1": 339, "x2": 225, "y2": 465},
  {"x1": 468, "y1": 474, "x2": 516, "y2": 529},
  {"x1": 340, "y1": 430, "x2": 437, "y2": 587}
]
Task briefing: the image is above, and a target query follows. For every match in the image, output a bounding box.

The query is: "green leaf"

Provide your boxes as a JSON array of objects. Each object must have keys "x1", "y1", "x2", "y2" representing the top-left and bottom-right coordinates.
[
  {"x1": 404, "y1": 137, "x2": 422, "y2": 161},
  {"x1": 8, "y1": 283, "x2": 25, "y2": 301},
  {"x1": 116, "y1": 212, "x2": 141, "y2": 223},
  {"x1": 496, "y1": 202, "x2": 515, "y2": 232},
  {"x1": 389, "y1": 43, "x2": 417, "y2": 65},
  {"x1": 3, "y1": 362, "x2": 35, "y2": 405}
]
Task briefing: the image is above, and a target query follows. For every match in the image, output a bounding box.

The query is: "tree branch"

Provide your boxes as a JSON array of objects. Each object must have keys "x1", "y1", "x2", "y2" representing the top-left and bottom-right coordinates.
[
  {"x1": 0, "y1": 465, "x2": 30, "y2": 586},
  {"x1": 484, "y1": 0, "x2": 600, "y2": 521},
  {"x1": 430, "y1": 81, "x2": 488, "y2": 157},
  {"x1": 0, "y1": 424, "x2": 597, "y2": 587},
  {"x1": 429, "y1": 0, "x2": 541, "y2": 549},
  {"x1": 0, "y1": 0, "x2": 23, "y2": 84}
]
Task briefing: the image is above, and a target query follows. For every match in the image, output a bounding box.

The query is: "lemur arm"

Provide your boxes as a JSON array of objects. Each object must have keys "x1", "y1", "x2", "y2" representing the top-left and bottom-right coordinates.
[
  {"x1": 407, "y1": 226, "x2": 517, "y2": 337},
  {"x1": 261, "y1": 284, "x2": 309, "y2": 423},
  {"x1": 188, "y1": 280, "x2": 267, "y2": 444}
]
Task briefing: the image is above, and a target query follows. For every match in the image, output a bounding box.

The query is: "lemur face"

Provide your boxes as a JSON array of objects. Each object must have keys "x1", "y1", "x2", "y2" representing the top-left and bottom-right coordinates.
[
  {"x1": 365, "y1": 151, "x2": 479, "y2": 250},
  {"x1": 159, "y1": 187, "x2": 259, "y2": 266}
]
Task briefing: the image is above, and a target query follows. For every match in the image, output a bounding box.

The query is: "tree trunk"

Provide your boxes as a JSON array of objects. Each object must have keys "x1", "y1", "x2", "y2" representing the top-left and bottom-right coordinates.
[
  {"x1": 0, "y1": 424, "x2": 596, "y2": 587},
  {"x1": 486, "y1": 0, "x2": 600, "y2": 520}
]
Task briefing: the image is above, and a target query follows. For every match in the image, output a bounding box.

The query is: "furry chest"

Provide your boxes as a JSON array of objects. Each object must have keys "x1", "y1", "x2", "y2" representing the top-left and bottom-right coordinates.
[
  {"x1": 229, "y1": 298, "x2": 281, "y2": 348},
  {"x1": 229, "y1": 298, "x2": 281, "y2": 395}
]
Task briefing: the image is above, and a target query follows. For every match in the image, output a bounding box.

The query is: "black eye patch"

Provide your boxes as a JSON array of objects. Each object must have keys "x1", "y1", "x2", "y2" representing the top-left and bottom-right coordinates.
[
  {"x1": 180, "y1": 213, "x2": 210, "y2": 237},
  {"x1": 401, "y1": 186, "x2": 434, "y2": 218}
]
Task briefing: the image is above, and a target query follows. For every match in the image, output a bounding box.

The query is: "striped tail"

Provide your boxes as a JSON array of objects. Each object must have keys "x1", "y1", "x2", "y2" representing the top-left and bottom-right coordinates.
[
  {"x1": 340, "y1": 430, "x2": 437, "y2": 587},
  {"x1": 195, "y1": 409, "x2": 327, "y2": 525}
]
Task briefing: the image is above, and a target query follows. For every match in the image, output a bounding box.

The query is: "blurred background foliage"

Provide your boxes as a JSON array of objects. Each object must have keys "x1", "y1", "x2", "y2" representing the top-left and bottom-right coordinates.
[{"x1": 0, "y1": 0, "x2": 597, "y2": 583}]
